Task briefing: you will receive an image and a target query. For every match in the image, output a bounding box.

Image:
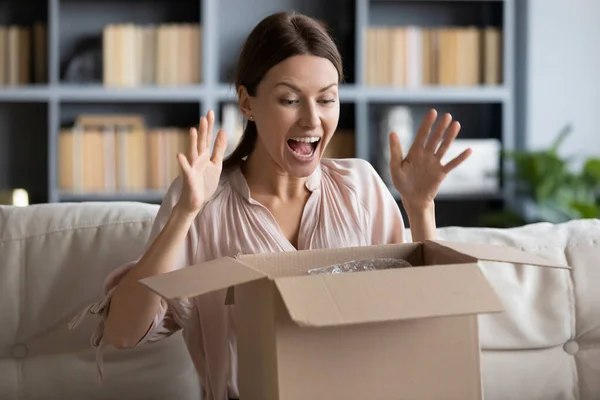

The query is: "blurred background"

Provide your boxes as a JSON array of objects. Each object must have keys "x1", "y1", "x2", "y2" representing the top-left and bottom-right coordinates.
[{"x1": 0, "y1": 0, "x2": 598, "y2": 228}]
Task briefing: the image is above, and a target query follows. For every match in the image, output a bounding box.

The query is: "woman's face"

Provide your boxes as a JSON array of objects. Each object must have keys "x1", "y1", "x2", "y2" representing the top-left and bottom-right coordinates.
[{"x1": 240, "y1": 54, "x2": 340, "y2": 178}]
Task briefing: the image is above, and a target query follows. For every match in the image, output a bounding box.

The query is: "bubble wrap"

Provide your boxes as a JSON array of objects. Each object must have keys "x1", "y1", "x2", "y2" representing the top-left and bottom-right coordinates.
[{"x1": 307, "y1": 258, "x2": 412, "y2": 275}]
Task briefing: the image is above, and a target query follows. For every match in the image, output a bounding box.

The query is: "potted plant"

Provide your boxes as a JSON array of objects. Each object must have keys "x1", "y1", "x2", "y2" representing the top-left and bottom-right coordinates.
[{"x1": 481, "y1": 125, "x2": 600, "y2": 227}]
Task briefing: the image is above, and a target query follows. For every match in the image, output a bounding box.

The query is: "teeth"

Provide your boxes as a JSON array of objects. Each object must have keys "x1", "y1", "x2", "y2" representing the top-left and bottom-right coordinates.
[{"x1": 290, "y1": 136, "x2": 320, "y2": 143}]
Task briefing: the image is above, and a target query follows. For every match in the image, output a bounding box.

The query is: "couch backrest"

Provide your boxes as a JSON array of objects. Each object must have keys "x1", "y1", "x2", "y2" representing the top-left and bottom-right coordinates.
[{"x1": 0, "y1": 202, "x2": 201, "y2": 400}]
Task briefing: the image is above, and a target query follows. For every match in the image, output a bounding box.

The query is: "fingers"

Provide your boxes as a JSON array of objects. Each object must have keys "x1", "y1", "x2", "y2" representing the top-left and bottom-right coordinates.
[
  {"x1": 389, "y1": 132, "x2": 404, "y2": 164},
  {"x1": 443, "y1": 148, "x2": 472, "y2": 173},
  {"x1": 210, "y1": 129, "x2": 229, "y2": 165},
  {"x1": 412, "y1": 109, "x2": 437, "y2": 148},
  {"x1": 197, "y1": 116, "x2": 208, "y2": 154},
  {"x1": 189, "y1": 127, "x2": 198, "y2": 161},
  {"x1": 177, "y1": 152, "x2": 192, "y2": 174},
  {"x1": 435, "y1": 120, "x2": 461, "y2": 160},
  {"x1": 206, "y1": 110, "x2": 215, "y2": 148},
  {"x1": 197, "y1": 110, "x2": 215, "y2": 153},
  {"x1": 425, "y1": 113, "x2": 452, "y2": 152}
]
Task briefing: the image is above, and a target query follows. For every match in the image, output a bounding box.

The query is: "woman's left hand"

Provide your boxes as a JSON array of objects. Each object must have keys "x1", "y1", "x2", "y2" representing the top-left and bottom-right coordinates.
[{"x1": 389, "y1": 109, "x2": 472, "y2": 211}]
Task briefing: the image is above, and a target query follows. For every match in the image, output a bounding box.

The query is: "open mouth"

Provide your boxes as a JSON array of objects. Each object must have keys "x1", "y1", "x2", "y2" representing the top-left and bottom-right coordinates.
[{"x1": 286, "y1": 136, "x2": 321, "y2": 159}]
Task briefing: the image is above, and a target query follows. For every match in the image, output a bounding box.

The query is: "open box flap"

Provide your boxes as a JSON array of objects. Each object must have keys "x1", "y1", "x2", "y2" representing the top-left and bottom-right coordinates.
[
  {"x1": 429, "y1": 240, "x2": 570, "y2": 269},
  {"x1": 139, "y1": 257, "x2": 267, "y2": 299},
  {"x1": 274, "y1": 263, "x2": 504, "y2": 328}
]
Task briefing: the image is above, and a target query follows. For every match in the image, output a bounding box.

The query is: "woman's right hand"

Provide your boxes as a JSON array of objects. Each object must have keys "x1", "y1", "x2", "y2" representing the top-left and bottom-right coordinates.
[{"x1": 176, "y1": 110, "x2": 228, "y2": 215}]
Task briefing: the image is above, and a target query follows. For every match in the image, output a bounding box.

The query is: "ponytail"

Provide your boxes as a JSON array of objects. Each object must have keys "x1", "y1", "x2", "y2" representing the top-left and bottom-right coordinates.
[{"x1": 222, "y1": 120, "x2": 258, "y2": 170}]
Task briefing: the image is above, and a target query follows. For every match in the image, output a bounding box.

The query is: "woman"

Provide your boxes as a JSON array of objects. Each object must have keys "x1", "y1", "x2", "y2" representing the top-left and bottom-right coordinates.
[{"x1": 71, "y1": 11, "x2": 471, "y2": 400}]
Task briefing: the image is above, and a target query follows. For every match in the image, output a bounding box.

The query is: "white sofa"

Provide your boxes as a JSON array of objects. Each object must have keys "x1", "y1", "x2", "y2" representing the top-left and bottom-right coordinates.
[{"x1": 0, "y1": 201, "x2": 598, "y2": 400}]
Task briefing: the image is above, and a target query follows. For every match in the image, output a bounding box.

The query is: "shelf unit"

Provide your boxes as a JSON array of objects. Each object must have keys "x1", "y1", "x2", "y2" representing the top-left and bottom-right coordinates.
[
  {"x1": 0, "y1": 83, "x2": 510, "y2": 103},
  {"x1": 0, "y1": 0, "x2": 516, "y2": 227}
]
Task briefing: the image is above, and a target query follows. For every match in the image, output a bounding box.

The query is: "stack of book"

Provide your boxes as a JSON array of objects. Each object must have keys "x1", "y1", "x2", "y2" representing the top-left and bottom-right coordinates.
[
  {"x1": 58, "y1": 114, "x2": 189, "y2": 193},
  {"x1": 365, "y1": 25, "x2": 502, "y2": 87},
  {"x1": 57, "y1": 110, "x2": 248, "y2": 195},
  {"x1": 102, "y1": 23, "x2": 202, "y2": 87},
  {"x1": 0, "y1": 23, "x2": 47, "y2": 85}
]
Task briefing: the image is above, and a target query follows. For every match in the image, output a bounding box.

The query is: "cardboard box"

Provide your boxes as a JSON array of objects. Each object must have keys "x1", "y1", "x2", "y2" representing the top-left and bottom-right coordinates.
[{"x1": 140, "y1": 240, "x2": 568, "y2": 400}]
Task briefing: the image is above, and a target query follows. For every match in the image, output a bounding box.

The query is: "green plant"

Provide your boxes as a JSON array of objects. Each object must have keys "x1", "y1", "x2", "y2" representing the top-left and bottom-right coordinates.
[{"x1": 481, "y1": 125, "x2": 600, "y2": 227}]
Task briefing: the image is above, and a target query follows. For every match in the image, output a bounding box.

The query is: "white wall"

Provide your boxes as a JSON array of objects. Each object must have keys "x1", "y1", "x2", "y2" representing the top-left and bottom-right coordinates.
[{"x1": 525, "y1": 0, "x2": 600, "y2": 159}]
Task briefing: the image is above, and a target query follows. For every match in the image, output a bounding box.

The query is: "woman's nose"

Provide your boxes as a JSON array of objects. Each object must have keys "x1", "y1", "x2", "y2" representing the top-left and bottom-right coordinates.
[{"x1": 299, "y1": 102, "x2": 320, "y2": 129}]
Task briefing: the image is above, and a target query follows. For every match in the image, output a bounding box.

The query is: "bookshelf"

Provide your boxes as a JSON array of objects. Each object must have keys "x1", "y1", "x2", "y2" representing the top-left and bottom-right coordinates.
[{"x1": 0, "y1": 0, "x2": 517, "y2": 227}]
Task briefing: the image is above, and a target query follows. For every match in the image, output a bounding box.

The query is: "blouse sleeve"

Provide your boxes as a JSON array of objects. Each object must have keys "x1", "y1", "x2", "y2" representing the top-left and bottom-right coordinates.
[{"x1": 68, "y1": 175, "x2": 198, "y2": 379}]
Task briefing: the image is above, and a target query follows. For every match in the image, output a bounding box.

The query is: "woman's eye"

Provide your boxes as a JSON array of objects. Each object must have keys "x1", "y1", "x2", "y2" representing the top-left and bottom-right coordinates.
[{"x1": 279, "y1": 98, "x2": 336, "y2": 106}]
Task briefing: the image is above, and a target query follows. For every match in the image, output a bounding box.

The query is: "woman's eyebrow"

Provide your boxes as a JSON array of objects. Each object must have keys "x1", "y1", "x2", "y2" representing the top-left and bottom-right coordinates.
[
  {"x1": 318, "y1": 83, "x2": 338, "y2": 92},
  {"x1": 274, "y1": 82, "x2": 338, "y2": 92}
]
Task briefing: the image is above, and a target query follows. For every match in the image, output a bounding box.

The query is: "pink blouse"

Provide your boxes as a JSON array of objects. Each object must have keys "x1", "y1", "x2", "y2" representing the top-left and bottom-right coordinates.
[{"x1": 70, "y1": 158, "x2": 405, "y2": 400}]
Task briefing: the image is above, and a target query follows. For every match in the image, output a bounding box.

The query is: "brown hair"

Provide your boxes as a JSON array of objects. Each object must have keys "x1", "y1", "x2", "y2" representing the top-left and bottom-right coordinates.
[{"x1": 222, "y1": 11, "x2": 344, "y2": 170}]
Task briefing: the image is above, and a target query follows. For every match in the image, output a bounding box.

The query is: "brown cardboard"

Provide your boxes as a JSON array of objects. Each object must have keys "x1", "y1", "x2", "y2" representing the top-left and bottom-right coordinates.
[
  {"x1": 428, "y1": 239, "x2": 569, "y2": 269},
  {"x1": 141, "y1": 257, "x2": 267, "y2": 299},
  {"x1": 139, "y1": 240, "x2": 569, "y2": 400},
  {"x1": 274, "y1": 263, "x2": 504, "y2": 327}
]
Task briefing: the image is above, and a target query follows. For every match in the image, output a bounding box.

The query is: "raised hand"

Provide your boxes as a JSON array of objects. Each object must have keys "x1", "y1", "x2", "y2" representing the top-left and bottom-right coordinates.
[
  {"x1": 389, "y1": 109, "x2": 472, "y2": 210},
  {"x1": 176, "y1": 110, "x2": 228, "y2": 215}
]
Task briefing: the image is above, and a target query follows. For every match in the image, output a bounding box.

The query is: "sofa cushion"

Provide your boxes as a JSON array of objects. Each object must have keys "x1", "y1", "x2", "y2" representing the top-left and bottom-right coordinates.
[{"x1": 0, "y1": 202, "x2": 201, "y2": 400}]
